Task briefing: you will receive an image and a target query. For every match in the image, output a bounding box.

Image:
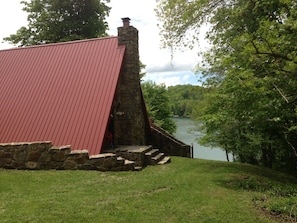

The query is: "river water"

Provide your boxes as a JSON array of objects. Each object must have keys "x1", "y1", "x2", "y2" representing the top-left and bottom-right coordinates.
[{"x1": 173, "y1": 118, "x2": 228, "y2": 161}]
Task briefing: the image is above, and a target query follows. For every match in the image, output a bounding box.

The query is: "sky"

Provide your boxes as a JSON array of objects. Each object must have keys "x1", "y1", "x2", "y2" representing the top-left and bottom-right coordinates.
[{"x1": 0, "y1": 0, "x2": 207, "y2": 86}]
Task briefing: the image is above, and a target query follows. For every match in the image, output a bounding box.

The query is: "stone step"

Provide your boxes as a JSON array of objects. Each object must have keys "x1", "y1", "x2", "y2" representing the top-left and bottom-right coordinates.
[
  {"x1": 151, "y1": 152, "x2": 165, "y2": 165},
  {"x1": 122, "y1": 159, "x2": 135, "y2": 171},
  {"x1": 134, "y1": 166, "x2": 143, "y2": 171},
  {"x1": 102, "y1": 145, "x2": 170, "y2": 169},
  {"x1": 116, "y1": 145, "x2": 153, "y2": 167},
  {"x1": 116, "y1": 156, "x2": 125, "y2": 165},
  {"x1": 116, "y1": 145, "x2": 153, "y2": 154},
  {"x1": 145, "y1": 148, "x2": 160, "y2": 157},
  {"x1": 158, "y1": 156, "x2": 171, "y2": 165}
]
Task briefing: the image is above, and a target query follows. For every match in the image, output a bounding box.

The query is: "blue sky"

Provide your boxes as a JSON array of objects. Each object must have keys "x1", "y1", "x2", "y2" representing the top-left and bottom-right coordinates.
[{"x1": 0, "y1": 0, "x2": 208, "y2": 86}]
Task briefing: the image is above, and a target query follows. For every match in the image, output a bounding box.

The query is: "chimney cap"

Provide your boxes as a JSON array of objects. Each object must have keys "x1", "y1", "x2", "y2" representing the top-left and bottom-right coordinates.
[
  {"x1": 121, "y1": 17, "x2": 131, "y2": 22},
  {"x1": 121, "y1": 17, "x2": 131, "y2": 27}
]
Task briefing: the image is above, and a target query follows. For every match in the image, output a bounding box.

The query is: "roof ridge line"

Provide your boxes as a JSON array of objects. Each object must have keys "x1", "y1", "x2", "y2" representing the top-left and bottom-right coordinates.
[{"x1": 1, "y1": 36, "x2": 118, "y2": 52}]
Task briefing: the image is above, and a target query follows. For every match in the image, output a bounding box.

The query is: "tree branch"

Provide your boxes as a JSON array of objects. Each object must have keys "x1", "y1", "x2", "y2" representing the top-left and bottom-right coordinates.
[
  {"x1": 272, "y1": 82, "x2": 289, "y2": 103},
  {"x1": 284, "y1": 135, "x2": 297, "y2": 158},
  {"x1": 256, "y1": 52, "x2": 297, "y2": 65},
  {"x1": 254, "y1": 37, "x2": 297, "y2": 64}
]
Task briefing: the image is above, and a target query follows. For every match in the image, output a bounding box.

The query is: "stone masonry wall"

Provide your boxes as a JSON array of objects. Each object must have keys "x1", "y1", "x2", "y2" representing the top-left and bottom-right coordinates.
[
  {"x1": 113, "y1": 20, "x2": 149, "y2": 146},
  {"x1": 0, "y1": 142, "x2": 134, "y2": 171}
]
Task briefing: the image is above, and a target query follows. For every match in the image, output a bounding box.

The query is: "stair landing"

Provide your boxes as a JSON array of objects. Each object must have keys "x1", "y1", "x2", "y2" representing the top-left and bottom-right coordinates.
[{"x1": 108, "y1": 145, "x2": 171, "y2": 170}]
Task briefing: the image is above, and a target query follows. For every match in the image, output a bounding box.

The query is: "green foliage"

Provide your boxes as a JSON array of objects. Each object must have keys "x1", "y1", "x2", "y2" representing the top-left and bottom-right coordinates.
[
  {"x1": 167, "y1": 84, "x2": 205, "y2": 117},
  {"x1": 156, "y1": 0, "x2": 297, "y2": 176},
  {"x1": 139, "y1": 61, "x2": 146, "y2": 81},
  {"x1": 4, "y1": 0, "x2": 110, "y2": 46},
  {"x1": 142, "y1": 81, "x2": 176, "y2": 134}
]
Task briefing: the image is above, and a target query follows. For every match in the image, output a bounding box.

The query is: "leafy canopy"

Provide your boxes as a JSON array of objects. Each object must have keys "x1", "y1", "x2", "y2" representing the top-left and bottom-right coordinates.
[
  {"x1": 141, "y1": 81, "x2": 176, "y2": 134},
  {"x1": 4, "y1": 0, "x2": 110, "y2": 46},
  {"x1": 156, "y1": 0, "x2": 297, "y2": 175}
]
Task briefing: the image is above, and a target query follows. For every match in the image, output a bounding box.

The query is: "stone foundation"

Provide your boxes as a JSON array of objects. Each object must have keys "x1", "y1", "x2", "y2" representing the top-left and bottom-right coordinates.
[{"x1": 0, "y1": 142, "x2": 134, "y2": 171}]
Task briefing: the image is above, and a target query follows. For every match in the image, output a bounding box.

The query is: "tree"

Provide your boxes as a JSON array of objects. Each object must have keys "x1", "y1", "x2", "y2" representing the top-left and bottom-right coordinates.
[
  {"x1": 141, "y1": 81, "x2": 176, "y2": 134},
  {"x1": 167, "y1": 84, "x2": 205, "y2": 117},
  {"x1": 4, "y1": 0, "x2": 110, "y2": 46},
  {"x1": 139, "y1": 61, "x2": 146, "y2": 81},
  {"x1": 156, "y1": 0, "x2": 297, "y2": 175}
]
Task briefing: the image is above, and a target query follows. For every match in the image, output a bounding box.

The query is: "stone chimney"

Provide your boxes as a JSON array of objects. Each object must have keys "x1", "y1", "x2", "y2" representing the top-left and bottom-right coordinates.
[{"x1": 113, "y1": 18, "x2": 148, "y2": 146}]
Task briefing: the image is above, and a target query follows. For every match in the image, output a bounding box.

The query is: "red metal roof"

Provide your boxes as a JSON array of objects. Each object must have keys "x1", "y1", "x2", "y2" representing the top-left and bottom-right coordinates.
[{"x1": 0, "y1": 37, "x2": 125, "y2": 155}]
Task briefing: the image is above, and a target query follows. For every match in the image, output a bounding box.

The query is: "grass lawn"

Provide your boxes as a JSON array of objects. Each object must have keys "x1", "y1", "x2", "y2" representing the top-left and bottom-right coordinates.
[{"x1": 0, "y1": 157, "x2": 296, "y2": 223}]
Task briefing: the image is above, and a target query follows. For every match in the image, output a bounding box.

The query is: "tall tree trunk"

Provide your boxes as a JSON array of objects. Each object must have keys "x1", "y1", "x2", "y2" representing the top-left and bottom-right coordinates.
[
  {"x1": 225, "y1": 150, "x2": 230, "y2": 162},
  {"x1": 261, "y1": 144, "x2": 274, "y2": 168}
]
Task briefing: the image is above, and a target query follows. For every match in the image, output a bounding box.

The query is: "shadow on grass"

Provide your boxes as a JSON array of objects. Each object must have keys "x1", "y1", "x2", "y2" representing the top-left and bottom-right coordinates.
[
  {"x1": 196, "y1": 160, "x2": 297, "y2": 186},
  {"x1": 206, "y1": 161, "x2": 297, "y2": 222}
]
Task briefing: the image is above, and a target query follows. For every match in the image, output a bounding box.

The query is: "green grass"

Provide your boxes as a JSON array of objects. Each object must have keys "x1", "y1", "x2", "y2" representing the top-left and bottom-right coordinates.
[{"x1": 0, "y1": 157, "x2": 296, "y2": 223}]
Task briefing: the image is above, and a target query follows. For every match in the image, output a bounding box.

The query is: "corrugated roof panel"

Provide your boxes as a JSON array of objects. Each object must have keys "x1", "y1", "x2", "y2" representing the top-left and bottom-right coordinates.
[{"x1": 0, "y1": 37, "x2": 125, "y2": 155}]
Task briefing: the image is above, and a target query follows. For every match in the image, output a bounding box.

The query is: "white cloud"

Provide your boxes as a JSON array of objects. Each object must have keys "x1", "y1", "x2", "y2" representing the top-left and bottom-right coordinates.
[
  {"x1": 0, "y1": 0, "x2": 207, "y2": 86},
  {"x1": 0, "y1": 1, "x2": 27, "y2": 49},
  {"x1": 143, "y1": 71, "x2": 200, "y2": 87}
]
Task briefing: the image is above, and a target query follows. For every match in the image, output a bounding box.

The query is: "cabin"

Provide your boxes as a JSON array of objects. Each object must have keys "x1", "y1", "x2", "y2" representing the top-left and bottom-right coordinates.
[{"x1": 0, "y1": 18, "x2": 191, "y2": 171}]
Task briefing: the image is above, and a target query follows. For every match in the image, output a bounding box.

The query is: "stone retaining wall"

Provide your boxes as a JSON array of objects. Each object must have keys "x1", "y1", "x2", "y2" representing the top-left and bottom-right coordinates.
[
  {"x1": 0, "y1": 142, "x2": 134, "y2": 171},
  {"x1": 151, "y1": 124, "x2": 191, "y2": 158}
]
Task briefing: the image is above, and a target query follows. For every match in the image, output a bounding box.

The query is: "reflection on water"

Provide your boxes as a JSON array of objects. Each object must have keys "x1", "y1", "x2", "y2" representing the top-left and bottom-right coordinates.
[{"x1": 173, "y1": 118, "x2": 228, "y2": 161}]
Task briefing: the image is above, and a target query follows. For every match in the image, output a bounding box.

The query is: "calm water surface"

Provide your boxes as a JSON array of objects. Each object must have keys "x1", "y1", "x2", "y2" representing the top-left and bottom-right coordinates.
[{"x1": 173, "y1": 118, "x2": 228, "y2": 161}]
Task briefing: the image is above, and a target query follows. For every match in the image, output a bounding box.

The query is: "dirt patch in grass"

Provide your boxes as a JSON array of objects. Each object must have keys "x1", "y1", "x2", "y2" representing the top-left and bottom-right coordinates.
[
  {"x1": 222, "y1": 174, "x2": 297, "y2": 223},
  {"x1": 255, "y1": 203, "x2": 297, "y2": 223}
]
